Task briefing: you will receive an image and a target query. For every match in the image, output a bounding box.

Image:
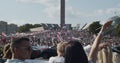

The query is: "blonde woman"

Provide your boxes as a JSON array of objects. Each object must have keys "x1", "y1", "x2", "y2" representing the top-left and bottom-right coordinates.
[
  {"x1": 49, "y1": 42, "x2": 67, "y2": 63},
  {"x1": 88, "y1": 20, "x2": 113, "y2": 63},
  {"x1": 112, "y1": 46, "x2": 120, "y2": 63},
  {"x1": 97, "y1": 45, "x2": 113, "y2": 63},
  {"x1": 64, "y1": 21, "x2": 112, "y2": 63}
]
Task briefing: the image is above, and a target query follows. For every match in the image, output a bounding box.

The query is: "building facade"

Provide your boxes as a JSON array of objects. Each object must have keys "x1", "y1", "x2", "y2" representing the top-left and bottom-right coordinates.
[
  {"x1": 7, "y1": 24, "x2": 18, "y2": 34},
  {"x1": 0, "y1": 21, "x2": 18, "y2": 34},
  {"x1": 0, "y1": 21, "x2": 7, "y2": 34}
]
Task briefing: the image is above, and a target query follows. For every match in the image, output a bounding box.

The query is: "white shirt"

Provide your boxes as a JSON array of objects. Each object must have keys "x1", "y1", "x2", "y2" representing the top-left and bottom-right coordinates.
[
  {"x1": 5, "y1": 59, "x2": 48, "y2": 63},
  {"x1": 49, "y1": 56, "x2": 65, "y2": 63},
  {"x1": 5, "y1": 59, "x2": 24, "y2": 63},
  {"x1": 84, "y1": 45, "x2": 92, "y2": 56}
]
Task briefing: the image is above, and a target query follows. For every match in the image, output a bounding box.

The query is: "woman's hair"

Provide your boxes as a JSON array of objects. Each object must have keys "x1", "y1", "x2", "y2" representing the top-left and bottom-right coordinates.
[
  {"x1": 57, "y1": 42, "x2": 68, "y2": 56},
  {"x1": 2, "y1": 43, "x2": 12, "y2": 59},
  {"x1": 97, "y1": 50, "x2": 103, "y2": 63},
  {"x1": 97, "y1": 46, "x2": 112, "y2": 63},
  {"x1": 64, "y1": 40, "x2": 88, "y2": 63},
  {"x1": 112, "y1": 52, "x2": 120, "y2": 63}
]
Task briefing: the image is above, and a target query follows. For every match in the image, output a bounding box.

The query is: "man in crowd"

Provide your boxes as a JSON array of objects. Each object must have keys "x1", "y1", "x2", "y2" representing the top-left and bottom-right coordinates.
[{"x1": 5, "y1": 37, "x2": 32, "y2": 63}]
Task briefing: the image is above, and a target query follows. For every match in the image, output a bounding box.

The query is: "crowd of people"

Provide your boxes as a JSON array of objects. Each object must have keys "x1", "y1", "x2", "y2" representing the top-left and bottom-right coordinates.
[{"x1": 0, "y1": 20, "x2": 120, "y2": 63}]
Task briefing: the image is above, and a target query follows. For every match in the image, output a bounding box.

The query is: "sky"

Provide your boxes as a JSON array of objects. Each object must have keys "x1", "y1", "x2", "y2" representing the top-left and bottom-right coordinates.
[{"x1": 0, "y1": 0, "x2": 120, "y2": 27}]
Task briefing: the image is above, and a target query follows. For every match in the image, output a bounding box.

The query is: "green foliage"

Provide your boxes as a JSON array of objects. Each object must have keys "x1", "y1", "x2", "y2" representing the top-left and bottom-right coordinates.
[
  {"x1": 0, "y1": 47, "x2": 3, "y2": 54},
  {"x1": 18, "y1": 24, "x2": 30, "y2": 32},
  {"x1": 18, "y1": 23, "x2": 42, "y2": 32},
  {"x1": 33, "y1": 24, "x2": 42, "y2": 28},
  {"x1": 116, "y1": 24, "x2": 120, "y2": 36},
  {"x1": 88, "y1": 21, "x2": 102, "y2": 34},
  {"x1": 109, "y1": 16, "x2": 120, "y2": 36}
]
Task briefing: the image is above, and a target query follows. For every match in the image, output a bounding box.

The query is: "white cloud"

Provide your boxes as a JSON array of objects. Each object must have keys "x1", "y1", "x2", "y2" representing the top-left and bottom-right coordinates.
[
  {"x1": 16, "y1": 0, "x2": 82, "y2": 19},
  {"x1": 44, "y1": 6, "x2": 120, "y2": 20},
  {"x1": 16, "y1": 0, "x2": 69, "y2": 5},
  {"x1": 66, "y1": 7, "x2": 84, "y2": 18},
  {"x1": 43, "y1": 6, "x2": 83, "y2": 19},
  {"x1": 16, "y1": 0, "x2": 60, "y2": 6},
  {"x1": 16, "y1": 0, "x2": 61, "y2": 18},
  {"x1": 68, "y1": 7, "x2": 120, "y2": 19},
  {"x1": 7, "y1": 19, "x2": 28, "y2": 26},
  {"x1": 16, "y1": 0, "x2": 120, "y2": 21},
  {"x1": 92, "y1": 8, "x2": 120, "y2": 16},
  {"x1": 43, "y1": 5, "x2": 60, "y2": 18}
]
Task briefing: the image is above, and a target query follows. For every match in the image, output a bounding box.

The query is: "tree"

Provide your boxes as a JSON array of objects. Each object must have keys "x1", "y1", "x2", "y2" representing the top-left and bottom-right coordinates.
[
  {"x1": 18, "y1": 23, "x2": 42, "y2": 32},
  {"x1": 18, "y1": 26, "x2": 26, "y2": 32},
  {"x1": 116, "y1": 24, "x2": 120, "y2": 36},
  {"x1": 18, "y1": 24, "x2": 34, "y2": 32},
  {"x1": 33, "y1": 24, "x2": 42, "y2": 28},
  {"x1": 109, "y1": 16, "x2": 120, "y2": 36},
  {"x1": 88, "y1": 21, "x2": 102, "y2": 34}
]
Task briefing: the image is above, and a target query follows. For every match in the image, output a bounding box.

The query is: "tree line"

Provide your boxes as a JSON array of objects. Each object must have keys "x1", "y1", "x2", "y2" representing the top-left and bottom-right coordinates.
[
  {"x1": 18, "y1": 24, "x2": 42, "y2": 32},
  {"x1": 88, "y1": 16, "x2": 120, "y2": 36}
]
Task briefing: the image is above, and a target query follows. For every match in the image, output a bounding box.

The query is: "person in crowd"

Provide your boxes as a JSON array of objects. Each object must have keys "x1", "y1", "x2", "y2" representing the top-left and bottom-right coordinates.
[
  {"x1": 0, "y1": 43, "x2": 12, "y2": 63},
  {"x1": 49, "y1": 42, "x2": 67, "y2": 63},
  {"x1": 2, "y1": 43, "x2": 12, "y2": 59},
  {"x1": 112, "y1": 45, "x2": 120, "y2": 63},
  {"x1": 84, "y1": 42, "x2": 108, "y2": 57},
  {"x1": 5, "y1": 37, "x2": 32, "y2": 63},
  {"x1": 112, "y1": 52, "x2": 120, "y2": 63},
  {"x1": 97, "y1": 45, "x2": 113, "y2": 63},
  {"x1": 64, "y1": 20, "x2": 113, "y2": 63},
  {"x1": 88, "y1": 20, "x2": 112, "y2": 63},
  {"x1": 65, "y1": 40, "x2": 89, "y2": 63},
  {"x1": 84, "y1": 43, "x2": 92, "y2": 56}
]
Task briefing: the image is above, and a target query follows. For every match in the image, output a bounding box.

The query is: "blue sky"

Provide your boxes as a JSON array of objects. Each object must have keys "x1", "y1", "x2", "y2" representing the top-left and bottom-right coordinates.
[{"x1": 0, "y1": 0, "x2": 120, "y2": 27}]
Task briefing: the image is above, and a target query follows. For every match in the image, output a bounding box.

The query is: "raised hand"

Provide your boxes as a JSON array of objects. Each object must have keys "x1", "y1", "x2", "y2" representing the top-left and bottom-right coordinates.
[{"x1": 101, "y1": 20, "x2": 113, "y2": 32}]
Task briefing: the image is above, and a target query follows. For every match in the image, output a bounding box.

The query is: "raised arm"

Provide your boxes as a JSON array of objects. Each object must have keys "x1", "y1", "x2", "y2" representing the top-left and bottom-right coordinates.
[{"x1": 88, "y1": 20, "x2": 112, "y2": 63}]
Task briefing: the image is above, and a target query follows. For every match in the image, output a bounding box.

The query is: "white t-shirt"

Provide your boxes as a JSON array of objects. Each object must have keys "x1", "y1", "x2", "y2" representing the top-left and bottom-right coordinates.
[
  {"x1": 49, "y1": 56, "x2": 65, "y2": 63},
  {"x1": 5, "y1": 59, "x2": 24, "y2": 63},
  {"x1": 49, "y1": 56, "x2": 93, "y2": 63},
  {"x1": 84, "y1": 45, "x2": 92, "y2": 56},
  {"x1": 5, "y1": 59, "x2": 48, "y2": 63}
]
